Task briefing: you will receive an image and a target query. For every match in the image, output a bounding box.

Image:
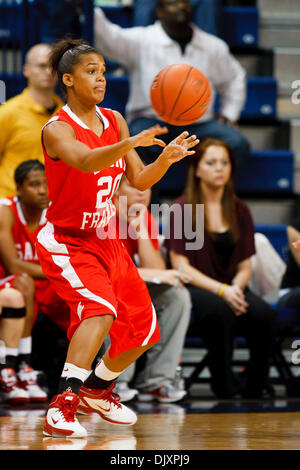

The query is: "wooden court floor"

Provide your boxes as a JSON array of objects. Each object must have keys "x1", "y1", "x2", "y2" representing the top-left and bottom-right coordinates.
[{"x1": 1, "y1": 401, "x2": 300, "y2": 450}]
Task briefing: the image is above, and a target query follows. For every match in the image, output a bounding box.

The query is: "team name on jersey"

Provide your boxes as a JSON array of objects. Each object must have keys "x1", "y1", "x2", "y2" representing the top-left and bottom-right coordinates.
[
  {"x1": 16, "y1": 242, "x2": 39, "y2": 261},
  {"x1": 80, "y1": 170, "x2": 123, "y2": 230},
  {"x1": 80, "y1": 204, "x2": 116, "y2": 230},
  {"x1": 94, "y1": 157, "x2": 125, "y2": 174}
]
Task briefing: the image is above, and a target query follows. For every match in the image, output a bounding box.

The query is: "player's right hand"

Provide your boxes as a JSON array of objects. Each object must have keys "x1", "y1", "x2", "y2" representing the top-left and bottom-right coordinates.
[{"x1": 132, "y1": 125, "x2": 168, "y2": 148}]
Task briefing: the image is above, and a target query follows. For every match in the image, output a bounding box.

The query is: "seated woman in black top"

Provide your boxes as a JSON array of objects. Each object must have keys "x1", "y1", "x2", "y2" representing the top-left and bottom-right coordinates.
[
  {"x1": 278, "y1": 220, "x2": 300, "y2": 311},
  {"x1": 165, "y1": 138, "x2": 277, "y2": 399}
]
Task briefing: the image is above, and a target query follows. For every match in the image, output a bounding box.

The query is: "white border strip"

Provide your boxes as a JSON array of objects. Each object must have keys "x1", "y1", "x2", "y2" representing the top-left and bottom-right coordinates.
[{"x1": 141, "y1": 304, "x2": 157, "y2": 346}]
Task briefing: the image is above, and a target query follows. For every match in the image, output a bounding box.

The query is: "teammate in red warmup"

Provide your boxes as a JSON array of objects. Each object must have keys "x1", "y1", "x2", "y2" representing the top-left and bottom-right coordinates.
[
  {"x1": 0, "y1": 160, "x2": 70, "y2": 403},
  {"x1": 36, "y1": 38, "x2": 199, "y2": 438}
]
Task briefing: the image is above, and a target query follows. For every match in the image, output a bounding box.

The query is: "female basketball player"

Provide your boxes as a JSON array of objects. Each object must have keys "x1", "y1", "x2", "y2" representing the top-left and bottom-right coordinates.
[{"x1": 36, "y1": 38, "x2": 199, "y2": 438}]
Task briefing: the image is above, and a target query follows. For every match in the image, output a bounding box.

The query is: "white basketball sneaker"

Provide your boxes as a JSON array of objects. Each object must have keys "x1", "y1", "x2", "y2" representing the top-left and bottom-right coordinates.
[
  {"x1": 114, "y1": 382, "x2": 138, "y2": 402},
  {"x1": 0, "y1": 367, "x2": 29, "y2": 405},
  {"x1": 43, "y1": 392, "x2": 87, "y2": 438},
  {"x1": 78, "y1": 383, "x2": 137, "y2": 426},
  {"x1": 17, "y1": 365, "x2": 47, "y2": 403}
]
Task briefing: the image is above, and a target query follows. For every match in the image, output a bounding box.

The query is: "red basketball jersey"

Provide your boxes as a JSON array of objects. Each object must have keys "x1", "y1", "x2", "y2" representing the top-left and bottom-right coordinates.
[
  {"x1": 0, "y1": 196, "x2": 47, "y2": 277},
  {"x1": 42, "y1": 105, "x2": 126, "y2": 233}
]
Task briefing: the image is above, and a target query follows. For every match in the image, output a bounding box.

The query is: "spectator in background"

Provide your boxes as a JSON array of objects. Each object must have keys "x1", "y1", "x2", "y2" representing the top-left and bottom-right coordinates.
[
  {"x1": 164, "y1": 138, "x2": 277, "y2": 399},
  {"x1": 277, "y1": 222, "x2": 300, "y2": 312},
  {"x1": 0, "y1": 44, "x2": 63, "y2": 198},
  {"x1": 94, "y1": 0, "x2": 249, "y2": 201},
  {"x1": 111, "y1": 175, "x2": 191, "y2": 402},
  {"x1": 0, "y1": 160, "x2": 70, "y2": 402},
  {"x1": 133, "y1": 0, "x2": 222, "y2": 36}
]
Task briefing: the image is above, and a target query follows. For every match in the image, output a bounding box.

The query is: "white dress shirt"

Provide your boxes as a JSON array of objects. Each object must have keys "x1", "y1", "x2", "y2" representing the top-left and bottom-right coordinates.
[{"x1": 94, "y1": 7, "x2": 246, "y2": 124}]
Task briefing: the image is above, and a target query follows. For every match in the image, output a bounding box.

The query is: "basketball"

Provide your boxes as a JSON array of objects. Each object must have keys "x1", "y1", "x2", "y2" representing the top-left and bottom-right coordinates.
[{"x1": 150, "y1": 64, "x2": 211, "y2": 126}]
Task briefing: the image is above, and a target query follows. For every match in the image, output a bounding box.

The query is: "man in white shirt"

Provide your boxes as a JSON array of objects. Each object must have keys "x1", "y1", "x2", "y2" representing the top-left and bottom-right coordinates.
[{"x1": 94, "y1": 0, "x2": 249, "y2": 199}]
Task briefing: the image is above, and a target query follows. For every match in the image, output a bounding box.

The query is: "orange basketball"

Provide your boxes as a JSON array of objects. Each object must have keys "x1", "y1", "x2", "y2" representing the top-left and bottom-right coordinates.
[{"x1": 150, "y1": 63, "x2": 211, "y2": 126}]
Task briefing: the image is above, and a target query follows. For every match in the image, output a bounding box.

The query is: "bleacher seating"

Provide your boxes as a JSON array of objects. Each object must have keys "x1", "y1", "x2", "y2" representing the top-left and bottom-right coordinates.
[
  {"x1": 0, "y1": 0, "x2": 27, "y2": 101},
  {"x1": 241, "y1": 77, "x2": 277, "y2": 119},
  {"x1": 254, "y1": 223, "x2": 288, "y2": 260},
  {"x1": 0, "y1": 0, "x2": 26, "y2": 43},
  {"x1": 158, "y1": 149, "x2": 294, "y2": 196},
  {"x1": 105, "y1": 74, "x2": 278, "y2": 121},
  {"x1": 236, "y1": 150, "x2": 294, "y2": 193},
  {"x1": 221, "y1": 6, "x2": 259, "y2": 47},
  {"x1": 101, "y1": 5, "x2": 133, "y2": 28},
  {"x1": 0, "y1": 0, "x2": 93, "y2": 104},
  {"x1": 102, "y1": 75, "x2": 129, "y2": 113}
]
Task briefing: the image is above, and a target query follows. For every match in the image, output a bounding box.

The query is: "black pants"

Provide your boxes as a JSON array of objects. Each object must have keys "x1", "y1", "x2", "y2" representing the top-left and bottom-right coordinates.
[
  {"x1": 187, "y1": 286, "x2": 277, "y2": 398},
  {"x1": 277, "y1": 287, "x2": 300, "y2": 311}
]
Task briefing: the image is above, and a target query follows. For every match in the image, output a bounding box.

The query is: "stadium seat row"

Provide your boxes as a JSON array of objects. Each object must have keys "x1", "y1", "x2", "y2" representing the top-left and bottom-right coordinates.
[
  {"x1": 158, "y1": 149, "x2": 294, "y2": 196},
  {"x1": 101, "y1": 75, "x2": 278, "y2": 120},
  {"x1": 0, "y1": 3, "x2": 259, "y2": 48}
]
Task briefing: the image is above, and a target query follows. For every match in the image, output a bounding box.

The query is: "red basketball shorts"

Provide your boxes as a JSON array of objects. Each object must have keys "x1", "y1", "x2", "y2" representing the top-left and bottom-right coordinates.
[{"x1": 36, "y1": 222, "x2": 160, "y2": 358}]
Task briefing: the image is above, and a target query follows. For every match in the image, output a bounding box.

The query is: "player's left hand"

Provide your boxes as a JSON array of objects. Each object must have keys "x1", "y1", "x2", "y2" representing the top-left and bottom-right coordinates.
[
  {"x1": 132, "y1": 124, "x2": 168, "y2": 148},
  {"x1": 160, "y1": 131, "x2": 199, "y2": 165}
]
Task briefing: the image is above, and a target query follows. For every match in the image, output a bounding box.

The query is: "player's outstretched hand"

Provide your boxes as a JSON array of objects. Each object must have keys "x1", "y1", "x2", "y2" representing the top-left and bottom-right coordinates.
[
  {"x1": 160, "y1": 131, "x2": 199, "y2": 165},
  {"x1": 132, "y1": 124, "x2": 168, "y2": 148},
  {"x1": 293, "y1": 240, "x2": 300, "y2": 249}
]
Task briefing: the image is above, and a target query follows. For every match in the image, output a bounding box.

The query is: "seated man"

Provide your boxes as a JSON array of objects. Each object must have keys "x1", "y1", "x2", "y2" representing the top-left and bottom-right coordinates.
[
  {"x1": 0, "y1": 160, "x2": 70, "y2": 402},
  {"x1": 105, "y1": 175, "x2": 192, "y2": 403}
]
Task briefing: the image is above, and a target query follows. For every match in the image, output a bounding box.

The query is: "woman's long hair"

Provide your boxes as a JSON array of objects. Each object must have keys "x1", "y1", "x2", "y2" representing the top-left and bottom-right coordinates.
[{"x1": 184, "y1": 138, "x2": 239, "y2": 241}]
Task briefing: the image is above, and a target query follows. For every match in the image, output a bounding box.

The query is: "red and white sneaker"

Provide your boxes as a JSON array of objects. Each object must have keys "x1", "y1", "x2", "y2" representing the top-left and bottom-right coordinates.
[
  {"x1": 0, "y1": 368, "x2": 30, "y2": 405},
  {"x1": 17, "y1": 366, "x2": 47, "y2": 403},
  {"x1": 43, "y1": 392, "x2": 87, "y2": 438},
  {"x1": 78, "y1": 383, "x2": 137, "y2": 426},
  {"x1": 137, "y1": 383, "x2": 187, "y2": 403}
]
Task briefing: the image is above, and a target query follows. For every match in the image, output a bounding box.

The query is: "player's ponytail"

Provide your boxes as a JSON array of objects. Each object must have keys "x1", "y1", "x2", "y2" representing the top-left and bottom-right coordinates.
[{"x1": 50, "y1": 38, "x2": 98, "y2": 96}]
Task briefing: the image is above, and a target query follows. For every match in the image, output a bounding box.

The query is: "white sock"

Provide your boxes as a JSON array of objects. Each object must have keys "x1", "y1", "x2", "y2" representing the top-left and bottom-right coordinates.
[
  {"x1": 95, "y1": 360, "x2": 124, "y2": 381},
  {"x1": 61, "y1": 362, "x2": 90, "y2": 383},
  {"x1": 5, "y1": 347, "x2": 18, "y2": 357},
  {"x1": 18, "y1": 336, "x2": 32, "y2": 355}
]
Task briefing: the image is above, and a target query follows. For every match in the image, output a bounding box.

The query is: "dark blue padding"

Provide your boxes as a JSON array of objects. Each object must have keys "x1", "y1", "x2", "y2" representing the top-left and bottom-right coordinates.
[
  {"x1": 159, "y1": 150, "x2": 294, "y2": 195},
  {"x1": 101, "y1": 75, "x2": 129, "y2": 115},
  {"x1": 104, "y1": 74, "x2": 277, "y2": 121},
  {"x1": 236, "y1": 150, "x2": 294, "y2": 193},
  {"x1": 0, "y1": 73, "x2": 26, "y2": 101},
  {"x1": 0, "y1": 0, "x2": 26, "y2": 43},
  {"x1": 101, "y1": 6, "x2": 133, "y2": 29},
  {"x1": 221, "y1": 6, "x2": 259, "y2": 47},
  {"x1": 242, "y1": 78, "x2": 277, "y2": 119},
  {"x1": 254, "y1": 224, "x2": 288, "y2": 261},
  {"x1": 215, "y1": 78, "x2": 277, "y2": 119}
]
